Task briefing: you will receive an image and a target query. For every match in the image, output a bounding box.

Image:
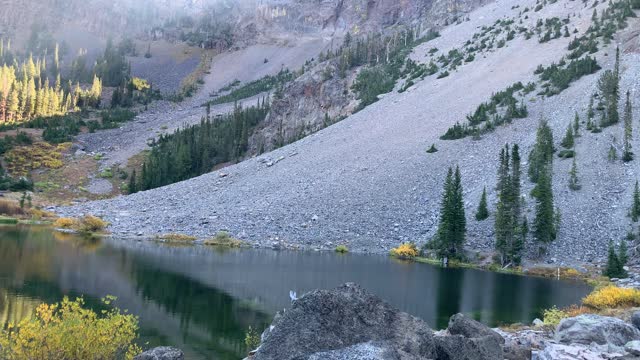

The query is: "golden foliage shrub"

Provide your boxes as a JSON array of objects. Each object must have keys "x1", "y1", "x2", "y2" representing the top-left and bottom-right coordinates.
[
  {"x1": 0, "y1": 296, "x2": 141, "y2": 360},
  {"x1": 390, "y1": 243, "x2": 419, "y2": 259},
  {"x1": 4, "y1": 142, "x2": 68, "y2": 176},
  {"x1": 53, "y1": 217, "x2": 77, "y2": 229},
  {"x1": 582, "y1": 286, "x2": 640, "y2": 309},
  {"x1": 77, "y1": 215, "x2": 108, "y2": 233},
  {"x1": 542, "y1": 306, "x2": 569, "y2": 327}
]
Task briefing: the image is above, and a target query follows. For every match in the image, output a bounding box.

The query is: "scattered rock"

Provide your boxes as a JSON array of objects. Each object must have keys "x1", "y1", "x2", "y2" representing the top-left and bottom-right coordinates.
[
  {"x1": 134, "y1": 347, "x2": 184, "y2": 360},
  {"x1": 625, "y1": 340, "x2": 640, "y2": 356},
  {"x1": 555, "y1": 314, "x2": 640, "y2": 348}
]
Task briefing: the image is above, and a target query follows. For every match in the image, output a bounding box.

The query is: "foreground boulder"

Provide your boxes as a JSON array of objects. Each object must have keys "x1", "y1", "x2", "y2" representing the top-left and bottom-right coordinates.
[
  {"x1": 555, "y1": 314, "x2": 640, "y2": 349},
  {"x1": 252, "y1": 283, "x2": 504, "y2": 360},
  {"x1": 134, "y1": 347, "x2": 184, "y2": 360}
]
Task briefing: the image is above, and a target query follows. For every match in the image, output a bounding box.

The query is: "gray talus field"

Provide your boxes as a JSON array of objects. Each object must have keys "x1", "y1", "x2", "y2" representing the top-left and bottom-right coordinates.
[{"x1": 63, "y1": 0, "x2": 640, "y2": 267}]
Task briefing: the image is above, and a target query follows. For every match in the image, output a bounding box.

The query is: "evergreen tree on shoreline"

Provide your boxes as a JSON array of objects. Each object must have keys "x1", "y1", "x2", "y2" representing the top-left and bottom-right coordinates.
[
  {"x1": 432, "y1": 166, "x2": 467, "y2": 260},
  {"x1": 533, "y1": 165, "x2": 556, "y2": 255},
  {"x1": 495, "y1": 144, "x2": 524, "y2": 265}
]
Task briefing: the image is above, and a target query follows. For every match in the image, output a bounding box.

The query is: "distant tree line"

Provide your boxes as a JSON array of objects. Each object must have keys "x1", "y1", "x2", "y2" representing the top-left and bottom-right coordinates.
[{"x1": 130, "y1": 101, "x2": 269, "y2": 193}]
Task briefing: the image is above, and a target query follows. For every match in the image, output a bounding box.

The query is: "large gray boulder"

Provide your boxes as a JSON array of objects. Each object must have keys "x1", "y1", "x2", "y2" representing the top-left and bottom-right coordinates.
[
  {"x1": 631, "y1": 311, "x2": 640, "y2": 330},
  {"x1": 555, "y1": 314, "x2": 640, "y2": 348},
  {"x1": 252, "y1": 283, "x2": 436, "y2": 360},
  {"x1": 134, "y1": 347, "x2": 184, "y2": 360},
  {"x1": 448, "y1": 313, "x2": 505, "y2": 345},
  {"x1": 252, "y1": 283, "x2": 504, "y2": 360}
]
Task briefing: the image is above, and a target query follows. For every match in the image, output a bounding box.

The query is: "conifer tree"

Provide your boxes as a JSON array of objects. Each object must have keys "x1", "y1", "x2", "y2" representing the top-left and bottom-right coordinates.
[
  {"x1": 632, "y1": 181, "x2": 640, "y2": 222},
  {"x1": 573, "y1": 112, "x2": 580, "y2": 137},
  {"x1": 533, "y1": 165, "x2": 556, "y2": 255},
  {"x1": 475, "y1": 186, "x2": 489, "y2": 221},
  {"x1": 623, "y1": 90, "x2": 633, "y2": 162},
  {"x1": 128, "y1": 169, "x2": 137, "y2": 194},
  {"x1": 561, "y1": 123, "x2": 574, "y2": 148},
  {"x1": 604, "y1": 240, "x2": 627, "y2": 278},
  {"x1": 495, "y1": 144, "x2": 524, "y2": 265},
  {"x1": 528, "y1": 120, "x2": 554, "y2": 183},
  {"x1": 568, "y1": 156, "x2": 581, "y2": 190},
  {"x1": 432, "y1": 166, "x2": 466, "y2": 260}
]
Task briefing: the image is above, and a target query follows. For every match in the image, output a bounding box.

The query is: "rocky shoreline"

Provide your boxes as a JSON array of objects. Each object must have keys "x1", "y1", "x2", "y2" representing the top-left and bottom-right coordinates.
[{"x1": 243, "y1": 283, "x2": 640, "y2": 360}]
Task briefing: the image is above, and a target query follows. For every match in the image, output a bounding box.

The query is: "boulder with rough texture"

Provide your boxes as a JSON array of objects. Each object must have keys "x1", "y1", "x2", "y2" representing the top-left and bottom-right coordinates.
[
  {"x1": 134, "y1": 347, "x2": 184, "y2": 360},
  {"x1": 252, "y1": 283, "x2": 436, "y2": 360},
  {"x1": 433, "y1": 334, "x2": 503, "y2": 360},
  {"x1": 252, "y1": 283, "x2": 505, "y2": 360},
  {"x1": 631, "y1": 311, "x2": 640, "y2": 330},
  {"x1": 555, "y1": 315, "x2": 640, "y2": 348},
  {"x1": 447, "y1": 313, "x2": 505, "y2": 345},
  {"x1": 536, "y1": 343, "x2": 625, "y2": 360},
  {"x1": 625, "y1": 340, "x2": 640, "y2": 356}
]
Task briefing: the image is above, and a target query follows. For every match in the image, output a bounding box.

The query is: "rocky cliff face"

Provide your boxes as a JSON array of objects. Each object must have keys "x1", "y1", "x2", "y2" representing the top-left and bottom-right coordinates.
[{"x1": 248, "y1": 0, "x2": 489, "y2": 153}]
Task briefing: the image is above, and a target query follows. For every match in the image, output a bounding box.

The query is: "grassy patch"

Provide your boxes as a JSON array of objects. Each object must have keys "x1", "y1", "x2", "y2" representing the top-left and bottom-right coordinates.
[
  {"x1": 157, "y1": 233, "x2": 197, "y2": 242},
  {"x1": 335, "y1": 245, "x2": 349, "y2": 253},
  {"x1": 203, "y1": 231, "x2": 245, "y2": 247},
  {"x1": 0, "y1": 216, "x2": 18, "y2": 224}
]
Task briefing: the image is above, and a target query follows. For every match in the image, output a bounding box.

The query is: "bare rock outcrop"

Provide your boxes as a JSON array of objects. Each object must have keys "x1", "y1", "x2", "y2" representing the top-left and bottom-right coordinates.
[{"x1": 250, "y1": 283, "x2": 504, "y2": 360}]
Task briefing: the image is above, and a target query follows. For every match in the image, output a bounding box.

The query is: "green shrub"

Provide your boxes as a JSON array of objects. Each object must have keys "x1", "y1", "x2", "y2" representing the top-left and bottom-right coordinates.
[{"x1": 335, "y1": 245, "x2": 349, "y2": 253}]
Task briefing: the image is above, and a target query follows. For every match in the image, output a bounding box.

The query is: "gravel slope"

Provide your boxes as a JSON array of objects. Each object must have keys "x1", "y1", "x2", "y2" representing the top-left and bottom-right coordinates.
[
  {"x1": 79, "y1": 37, "x2": 331, "y2": 167},
  {"x1": 63, "y1": 0, "x2": 640, "y2": 267}
]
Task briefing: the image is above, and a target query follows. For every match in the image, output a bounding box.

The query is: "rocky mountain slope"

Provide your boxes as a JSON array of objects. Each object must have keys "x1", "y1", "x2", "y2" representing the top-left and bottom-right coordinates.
[{"x1": 62, "y1": 0, "x2": 640, "y2": 267}]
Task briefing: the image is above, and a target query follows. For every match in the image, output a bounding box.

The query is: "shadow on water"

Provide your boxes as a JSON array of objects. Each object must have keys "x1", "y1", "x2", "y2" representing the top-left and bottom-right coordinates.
[{"x1": 0, "y1": 226, "x2": 592, "y2": 359}]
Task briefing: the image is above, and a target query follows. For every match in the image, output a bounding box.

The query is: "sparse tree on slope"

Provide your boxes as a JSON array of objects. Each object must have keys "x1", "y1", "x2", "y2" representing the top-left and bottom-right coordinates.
[
  {"x1": 561, "y1": 123, "x2": 574, "y2": 148},
  {"x1": 475, "y1": 186, "x2": 489, "y2": 221},
  {"x1": 632, "y1": 181, "x2": 640, "y2": 222},
  {"x1": 623, "y1": 90, "x2": 633, "y2": 162},
  {"x1": 568, "y1": 156, "x2": 581, "y2": 191},
  {"x1": 528, "y1": 120, "x2": 555, "y2": 183}
]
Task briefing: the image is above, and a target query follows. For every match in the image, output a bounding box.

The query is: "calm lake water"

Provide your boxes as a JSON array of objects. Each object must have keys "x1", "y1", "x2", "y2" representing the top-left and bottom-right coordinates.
[{"x1": 0, "y1": 225, "x2": 591, "y2": 359}]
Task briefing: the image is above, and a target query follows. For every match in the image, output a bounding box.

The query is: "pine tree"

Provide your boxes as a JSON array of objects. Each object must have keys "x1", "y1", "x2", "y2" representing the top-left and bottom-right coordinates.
[
  {"x1": 568, "y1": 156, "x2": 581, "y2": 190},
  {"x1": 432, "y1": 166, "x2": 467, "y2": 260},
  {"x1": 560, "y1": 123, "x2": 575, "y2": 148},
  {"x1": 533, "y1": 165, "x2": 556, "y2": 255},
  {"x1": 128, "y1": 169, "x2": 137, "y2": 194},
  {"x1": 528, "y1": 120, "x2": 555, "y2": 183},
  {"x1": 632, "y1": 181, "x2": 640, "y2": 222},
  {"x1": 495, "y1": 144, "x2": 524, "y2": 265},
  {"x1": 623, "y1": 91, "x2": 633, "y2": 162},
  {"x1": 619, "y1": 238, "x2": 628, "y2": 267},
  {"x1": 475, "y1": 186, "x2": 489, "y2": 221},
  {"x1": 573, "y1": 112, "x2": 580, "y2": 137},
  {"x1": 604, "y1": 240, "x2": 621, "y2": 278}
]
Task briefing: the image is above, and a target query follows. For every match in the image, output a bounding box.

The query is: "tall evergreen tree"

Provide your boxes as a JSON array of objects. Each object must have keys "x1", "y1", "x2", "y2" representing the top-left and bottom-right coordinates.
[
  {"x1": 623, "y1": 90, "x2": 633, "y2": 162},
  {"x1": 432, "y1": 166, "x2": 466, "y2": 260},
  {"x1": 495, "y1": 144, "x2": 524, "y2": 265},
  {"x1": 528, "y1": 120, "x2": 555, "y2": 183},
  {"x1": 128, "y1": 169, "x2": 137, "y2": 194},
  {"x1": 632, "y1": 181, "x2": 640, "y2": 222},
  {"x1": 533, "y1": 165, "x2": 556, "y2": 255},
  {"x1": 475, "y1": 186, "x2": 489, "y2": 221},
  {"x1": 573, "y1": 112, "x2": 580, "y2": 137}
]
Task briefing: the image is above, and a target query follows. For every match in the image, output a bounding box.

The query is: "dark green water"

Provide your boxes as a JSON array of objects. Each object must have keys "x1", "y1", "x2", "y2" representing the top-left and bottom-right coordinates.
[{"x1": 0, "y1": 226, "x2": 591, "y2": 359}]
